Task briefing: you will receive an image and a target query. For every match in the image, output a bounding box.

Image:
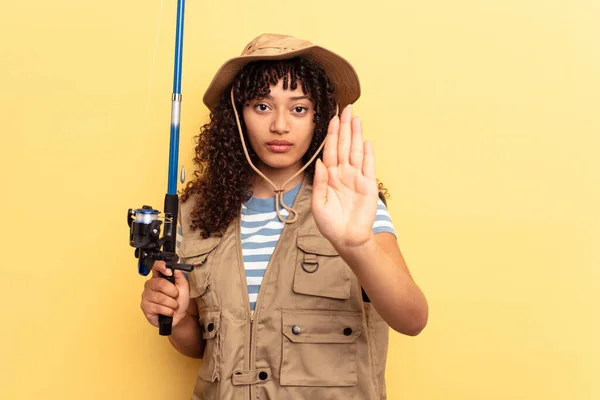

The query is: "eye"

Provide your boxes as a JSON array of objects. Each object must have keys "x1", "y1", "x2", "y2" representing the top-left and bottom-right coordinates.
[
  {"x1": 292, "y1": 106, "x2": 308, "y2": 114},
  {"x1": 254, "y1": 103, "x2": 269, "y2": 112}
]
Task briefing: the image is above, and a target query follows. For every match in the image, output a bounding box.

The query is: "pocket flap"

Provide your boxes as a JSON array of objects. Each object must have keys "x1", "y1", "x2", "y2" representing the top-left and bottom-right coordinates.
[
  {"x1": 180, "y1": 236, "x2": 221, "y2": 298},
  {"x1": 294, "y1": 231, "x2": 350, "y2": 300},
  {"x1": 199, "y1": 307, "x2": 221, "y2": 340},
  {"x1": 179, "y1": 235, "x2": 221, "y2": 263},
  {"x1": 282, "y1": 309, "x2": 362, "y2": 344},
  {"x1": 297, "y1": 230, "x2": 338, "y2": 256}
]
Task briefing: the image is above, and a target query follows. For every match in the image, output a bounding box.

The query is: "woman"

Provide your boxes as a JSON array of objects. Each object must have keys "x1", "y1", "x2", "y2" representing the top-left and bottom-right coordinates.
[{"x1": 140, "y1": 33, "x2": 428, "y2": 400}]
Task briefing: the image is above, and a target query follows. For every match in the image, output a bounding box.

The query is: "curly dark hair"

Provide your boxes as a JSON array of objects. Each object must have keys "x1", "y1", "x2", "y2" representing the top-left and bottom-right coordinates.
[{"x1": 181, "y1": 56, "x2": 389, "y2": 238}]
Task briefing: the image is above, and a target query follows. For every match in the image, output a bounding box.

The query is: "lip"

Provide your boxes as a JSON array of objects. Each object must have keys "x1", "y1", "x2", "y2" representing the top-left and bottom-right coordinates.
[
  {"x1": 266, "y1": 140, "x2": 293, "y2": 146},
  {"x1": 266, "y1": 140, "x2": 293, "y2": 153}
]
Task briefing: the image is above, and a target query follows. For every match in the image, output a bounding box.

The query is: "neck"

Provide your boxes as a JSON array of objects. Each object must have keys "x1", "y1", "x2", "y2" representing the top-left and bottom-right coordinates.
[{"x1": 250, "y1": 162, "x2": 305, "y2": 199}]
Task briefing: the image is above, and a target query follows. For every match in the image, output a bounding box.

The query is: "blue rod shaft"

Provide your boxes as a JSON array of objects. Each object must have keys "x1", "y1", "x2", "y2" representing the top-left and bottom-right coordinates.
[{"x1": 167, "y1": 0, "x2": 186, "y2": 195}]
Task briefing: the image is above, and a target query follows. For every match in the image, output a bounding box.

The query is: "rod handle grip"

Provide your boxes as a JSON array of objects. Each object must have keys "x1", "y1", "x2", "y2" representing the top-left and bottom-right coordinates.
[{"x1": 158, "y1": 272, "x2": 176, "y2": 336}]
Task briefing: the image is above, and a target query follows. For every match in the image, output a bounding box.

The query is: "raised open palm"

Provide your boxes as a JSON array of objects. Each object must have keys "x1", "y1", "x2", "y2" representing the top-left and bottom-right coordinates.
[{"x1": 312, "y1": 105, "x2": 378, "y2": 249}]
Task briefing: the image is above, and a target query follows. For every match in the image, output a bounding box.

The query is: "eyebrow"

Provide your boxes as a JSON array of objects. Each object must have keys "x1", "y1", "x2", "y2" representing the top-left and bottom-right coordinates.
[{"x1": 264, "y1": 94, "x2": 311, "y2": 101}]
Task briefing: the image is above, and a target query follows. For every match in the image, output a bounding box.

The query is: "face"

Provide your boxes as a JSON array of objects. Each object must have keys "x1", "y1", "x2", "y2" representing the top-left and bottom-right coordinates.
[{"x1": 242, "y1": 79, "x2": 316, "y2": 174}]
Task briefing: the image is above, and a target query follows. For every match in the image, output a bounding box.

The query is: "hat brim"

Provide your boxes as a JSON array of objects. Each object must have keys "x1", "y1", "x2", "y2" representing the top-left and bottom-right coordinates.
[{"x1": 202, "y1": 45, "x2": 360, "y2": 111}]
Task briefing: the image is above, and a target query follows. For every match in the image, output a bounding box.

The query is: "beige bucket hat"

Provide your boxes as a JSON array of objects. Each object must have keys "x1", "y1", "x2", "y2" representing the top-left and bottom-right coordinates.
[{"x1": 203, "y1": 33, "x2": 361, "y2": 110}]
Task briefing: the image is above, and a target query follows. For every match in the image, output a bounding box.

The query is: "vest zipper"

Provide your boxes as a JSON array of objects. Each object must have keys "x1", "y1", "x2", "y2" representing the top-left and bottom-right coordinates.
[{"x1": 249, "y1": 310, "x2": 254, "y2": 400}]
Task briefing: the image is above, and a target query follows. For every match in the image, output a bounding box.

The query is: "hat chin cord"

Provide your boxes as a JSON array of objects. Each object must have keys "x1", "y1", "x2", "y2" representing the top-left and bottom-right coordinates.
[{"x1": 230, "y1": 88, "x2": 337, "y2": 224}]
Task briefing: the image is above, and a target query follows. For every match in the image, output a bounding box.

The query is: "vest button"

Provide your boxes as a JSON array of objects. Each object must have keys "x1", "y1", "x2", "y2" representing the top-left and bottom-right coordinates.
[
  {"x1": 207, "y1": 322, "x2": 215, "y2": 332},
  {"x1": 343, "y1": 327, "x2": 353, "y2": 336},
  {"x1": 259, "y1": 371, "x2": 268, "y2": 381},
  {"x1": 292, "y1": 325, "x2": 302, "y2": 335}
]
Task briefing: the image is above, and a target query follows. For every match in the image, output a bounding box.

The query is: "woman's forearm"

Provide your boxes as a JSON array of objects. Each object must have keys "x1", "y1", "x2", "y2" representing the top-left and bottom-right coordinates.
[{"x1": 338, "y1": 234, "x2": 429, "y2": 336}]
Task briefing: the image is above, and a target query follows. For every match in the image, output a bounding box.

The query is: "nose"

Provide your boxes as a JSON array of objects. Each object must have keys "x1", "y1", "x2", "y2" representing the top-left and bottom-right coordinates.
[{"x1": 270, "y1": 109, "x2": 291, "y2": 135}]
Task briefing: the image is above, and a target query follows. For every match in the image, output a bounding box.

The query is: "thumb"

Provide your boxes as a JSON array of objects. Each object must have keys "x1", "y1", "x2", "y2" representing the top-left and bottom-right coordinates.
[{"x1": 173, "y1": 270, "x2": 189, "y2": 293}]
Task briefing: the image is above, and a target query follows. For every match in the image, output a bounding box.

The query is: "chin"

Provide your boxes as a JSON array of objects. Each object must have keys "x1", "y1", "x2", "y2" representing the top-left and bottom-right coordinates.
[
  {"x1": 263, "y1": 159, "x2": 297, "y2": 170},
  {"x1": 260, "y1": 154, "x2": 301, "y2": 170}
]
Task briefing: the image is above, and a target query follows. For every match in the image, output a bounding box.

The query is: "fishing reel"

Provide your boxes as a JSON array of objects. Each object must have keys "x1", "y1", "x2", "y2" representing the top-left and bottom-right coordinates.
[
  {"x1": 127, "y1": 202, "x2": 193, "y2": 335},
  {"x1": 127, "y1": 205, "x2": 193, "y2": 276}
]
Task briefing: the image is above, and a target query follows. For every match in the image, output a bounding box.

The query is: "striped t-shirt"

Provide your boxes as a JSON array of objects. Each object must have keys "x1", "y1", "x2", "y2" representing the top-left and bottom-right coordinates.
[{"x1": 241, "y1": 182, "x2": 396, "y2": 310}]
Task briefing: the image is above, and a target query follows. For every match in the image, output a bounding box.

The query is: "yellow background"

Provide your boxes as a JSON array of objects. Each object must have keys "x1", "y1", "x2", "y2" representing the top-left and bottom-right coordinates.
[{"x1": 0, "y1": 0, "x2": 598, "y2": 399}]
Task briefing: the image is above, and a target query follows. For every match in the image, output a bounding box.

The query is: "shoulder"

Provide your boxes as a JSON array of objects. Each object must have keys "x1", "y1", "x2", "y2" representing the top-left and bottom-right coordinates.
[{"x1": 179, "y1": 192, "x2": 201, "y2": 222}]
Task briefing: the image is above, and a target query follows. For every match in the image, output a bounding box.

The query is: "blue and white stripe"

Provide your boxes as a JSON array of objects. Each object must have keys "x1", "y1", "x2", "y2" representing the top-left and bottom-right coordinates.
[
  {"x1": 241, "y1": 204, "x2": 289, "y2": 307},
  {"x1": 373, "y1": 201, "x2": 395, "y2": 235}
]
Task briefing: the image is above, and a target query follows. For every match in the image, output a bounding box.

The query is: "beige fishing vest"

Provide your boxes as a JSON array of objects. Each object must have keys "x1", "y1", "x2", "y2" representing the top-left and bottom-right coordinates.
[{"x1": 178, "y1": 178, "x2": 390, "y2": 400}]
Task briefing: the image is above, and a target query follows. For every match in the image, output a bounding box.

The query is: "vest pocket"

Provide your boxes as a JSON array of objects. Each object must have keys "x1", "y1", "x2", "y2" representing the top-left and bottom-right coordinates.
[
  {"x1": 293, "y1": 230, "x2": 351, "y2": 300},
  {"x1": 197, "y1": 307, "x2": 221, "y2": 383},
  {"x1": 179, "y1": 236, "x2": 221, "y2": 298},
  {"x1": 280, "y1": 309, "x2": 362, "y2": 387}
]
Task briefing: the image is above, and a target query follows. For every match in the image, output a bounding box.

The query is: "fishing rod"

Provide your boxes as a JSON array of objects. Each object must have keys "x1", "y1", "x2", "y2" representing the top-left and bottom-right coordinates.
[{"x1": 127, "y1": 0, "x2": 192, "y2": 336}]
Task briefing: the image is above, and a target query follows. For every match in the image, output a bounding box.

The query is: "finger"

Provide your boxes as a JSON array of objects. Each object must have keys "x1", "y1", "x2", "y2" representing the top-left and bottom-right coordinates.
[
  {"x1": 151, "y1": 261, "x2": 172, "y2": 278},
  {"x1": 349, "y1": 116, "x2": 364, "y2": 168},
  {"x1": 141, "y1": 298, "x2": 175, "y2": 317},
  {"x1": 143, "y1": 289, "x2": 179, "y2": 310},
  {"x1": 323, "y1": 115, "x2": 339, "y2": 167},
  {"x1": 145, "y1": 276, "x2": 179, "y2": 298},
  {"x1": 362, "y1": 140, "x2": 376, "y2": 181},
  {"x1": 312, "y1": 159, "x2": 329, "y2": 208},
  {"x1": 337, "y1": 105, "x2": 353, "y2": 165}
]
